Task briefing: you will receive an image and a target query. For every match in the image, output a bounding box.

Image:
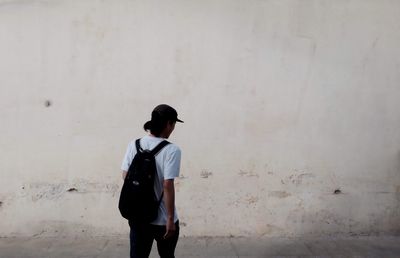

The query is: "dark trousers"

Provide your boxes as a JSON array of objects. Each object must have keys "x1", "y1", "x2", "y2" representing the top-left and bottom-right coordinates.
[{"x1": 128, "y1": 220, "x2": 179, "y2": 258}]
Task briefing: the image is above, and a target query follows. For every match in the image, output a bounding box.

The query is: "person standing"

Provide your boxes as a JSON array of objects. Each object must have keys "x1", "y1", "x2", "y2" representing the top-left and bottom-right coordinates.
[{"x1": 121, "y1": 104, "x2": 183, "y2": 258}]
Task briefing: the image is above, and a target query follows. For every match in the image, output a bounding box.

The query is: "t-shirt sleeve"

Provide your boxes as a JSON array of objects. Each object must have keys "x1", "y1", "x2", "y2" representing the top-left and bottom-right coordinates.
[
  {"x1": 121, "y1": 142, "x2": 134, "y2": 172},
  {"x1": 163, "y1": 147, "x2": 181, "y2": 180}
]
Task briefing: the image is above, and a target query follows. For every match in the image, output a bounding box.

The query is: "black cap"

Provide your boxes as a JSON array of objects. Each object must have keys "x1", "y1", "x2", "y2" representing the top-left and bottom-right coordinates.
[{"x1": 152, "y1": 104, "x2": 184, "y2": 123}]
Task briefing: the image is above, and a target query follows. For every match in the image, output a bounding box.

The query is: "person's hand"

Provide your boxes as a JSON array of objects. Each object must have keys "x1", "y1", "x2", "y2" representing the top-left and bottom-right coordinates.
[{"x1": 164, "y1": 219, "x2": 176, "y2": 239}]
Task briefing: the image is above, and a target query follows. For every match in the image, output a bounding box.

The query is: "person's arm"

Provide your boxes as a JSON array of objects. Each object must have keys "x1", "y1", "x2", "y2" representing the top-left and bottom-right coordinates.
[
  {"x1": 162, "y1": 146, "x2": 181, "y2": 239},
  {"x1": 163, "y1": 179, "x2": 176, "y2": 239},
  {"x1": 121, "y1": 141, "x2": 134, "y2": 180},
  {"x1": 122, "y1": 171, "x2": 127, "y2": 180}
]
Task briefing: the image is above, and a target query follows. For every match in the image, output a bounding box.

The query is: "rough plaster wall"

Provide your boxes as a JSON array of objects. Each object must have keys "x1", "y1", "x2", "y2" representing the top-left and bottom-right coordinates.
[{"x1": 0, "y1": 0, "x2": 399, "y2": 237}]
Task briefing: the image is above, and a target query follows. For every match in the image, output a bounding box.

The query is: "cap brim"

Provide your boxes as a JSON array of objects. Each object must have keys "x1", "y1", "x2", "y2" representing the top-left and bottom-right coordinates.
[{"x1": 176, "y1": 118, "x2": 184, "y2": 123}]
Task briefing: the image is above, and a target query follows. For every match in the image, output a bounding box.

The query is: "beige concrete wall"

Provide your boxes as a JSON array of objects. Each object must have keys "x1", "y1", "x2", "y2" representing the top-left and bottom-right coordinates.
[{"x1": 0, "y1": 0, "x2": 399, "y2": 237}]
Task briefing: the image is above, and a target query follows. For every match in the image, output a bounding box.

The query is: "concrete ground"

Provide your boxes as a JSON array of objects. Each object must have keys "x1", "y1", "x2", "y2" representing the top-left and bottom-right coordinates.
[{"x1": 0, "y1": 235, "x2": 399, "y2": 258}]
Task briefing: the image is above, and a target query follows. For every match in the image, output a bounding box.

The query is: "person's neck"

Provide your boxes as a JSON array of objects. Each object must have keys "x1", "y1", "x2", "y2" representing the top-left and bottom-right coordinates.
[{"x1": 150, "y1": 133, "x2": 169, "y2": 139}]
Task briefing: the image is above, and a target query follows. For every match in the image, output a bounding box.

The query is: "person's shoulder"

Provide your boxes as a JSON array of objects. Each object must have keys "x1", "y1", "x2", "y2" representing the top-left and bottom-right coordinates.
[
  {"x1": 127, "y1": 138, "x2": 140, "y2": 149},
  {"x1": 165, "y1": 142, "x2": 181, "y2": 154}
]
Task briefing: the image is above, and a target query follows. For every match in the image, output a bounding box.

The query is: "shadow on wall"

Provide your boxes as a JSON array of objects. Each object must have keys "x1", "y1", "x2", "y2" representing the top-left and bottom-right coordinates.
[
  {"x1": 222, "y1": 236, "x2": 400, "y2": 257},
  {"x1": 395, "y1": 150, "x2": 400, "y2": 234},
  {"x1": 299, "y1": 150, "x2": 400, "y2": 237},
  {"x1": 263, "y1": 149, "x2": 400, "y2": 238}
]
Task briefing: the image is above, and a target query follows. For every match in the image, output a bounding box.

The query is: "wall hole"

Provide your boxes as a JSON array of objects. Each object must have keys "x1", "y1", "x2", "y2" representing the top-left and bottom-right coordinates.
[{"x1": 334, "y1": 189, "x2": 342, "y2": 194}]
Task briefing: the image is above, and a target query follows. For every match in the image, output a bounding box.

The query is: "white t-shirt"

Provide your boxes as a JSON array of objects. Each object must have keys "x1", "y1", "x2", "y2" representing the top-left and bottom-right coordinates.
[{"x1": 121, "y1": 135, "x2": 181, "y2": 225}]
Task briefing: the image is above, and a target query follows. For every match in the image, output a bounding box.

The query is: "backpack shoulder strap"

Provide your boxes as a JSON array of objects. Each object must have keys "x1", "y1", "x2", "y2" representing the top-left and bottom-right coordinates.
[
  {"x1": 135, "y1": 139, "x2": 143, "y2": 153},
  {"x1": 150, "y1": 140, "x2": 170, "y2": 156}
]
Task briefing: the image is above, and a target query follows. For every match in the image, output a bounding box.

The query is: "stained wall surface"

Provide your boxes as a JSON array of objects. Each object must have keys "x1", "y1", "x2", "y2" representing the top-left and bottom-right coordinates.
[{"x1": 0, "y1": 0, "x2": 399, "y2": 237}]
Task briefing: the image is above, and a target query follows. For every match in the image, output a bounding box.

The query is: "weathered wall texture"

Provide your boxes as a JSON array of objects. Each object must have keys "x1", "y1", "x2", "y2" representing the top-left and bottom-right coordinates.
[{"x1": 0, "y1": 0, "x2": 399, "y2": 237}]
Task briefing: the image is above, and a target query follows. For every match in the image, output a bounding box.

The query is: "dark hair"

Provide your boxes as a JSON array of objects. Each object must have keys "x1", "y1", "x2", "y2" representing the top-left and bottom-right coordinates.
[
  {"x1": 143, "y1": 111, "x2": 169, "y2": 137},
  {"x1": 144, "y1": 104, "x2": 182, "y2": 136}
]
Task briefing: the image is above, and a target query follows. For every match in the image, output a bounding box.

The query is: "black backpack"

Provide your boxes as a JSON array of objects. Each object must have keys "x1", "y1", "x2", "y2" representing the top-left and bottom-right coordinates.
[{"x1": 118, "y1": 139, "x2": 170, "y2": 222}]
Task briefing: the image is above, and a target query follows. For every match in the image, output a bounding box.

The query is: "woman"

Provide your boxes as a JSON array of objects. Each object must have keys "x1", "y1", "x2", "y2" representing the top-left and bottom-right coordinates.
[{"x1": 121, "y1": 104, "x2": 183, "y2": 258}]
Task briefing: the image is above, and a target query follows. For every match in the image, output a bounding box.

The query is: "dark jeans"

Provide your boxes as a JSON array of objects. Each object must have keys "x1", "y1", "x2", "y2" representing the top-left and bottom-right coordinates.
[{"x1": 128, "y1": 220, "x2": 179, "y2": 258}]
